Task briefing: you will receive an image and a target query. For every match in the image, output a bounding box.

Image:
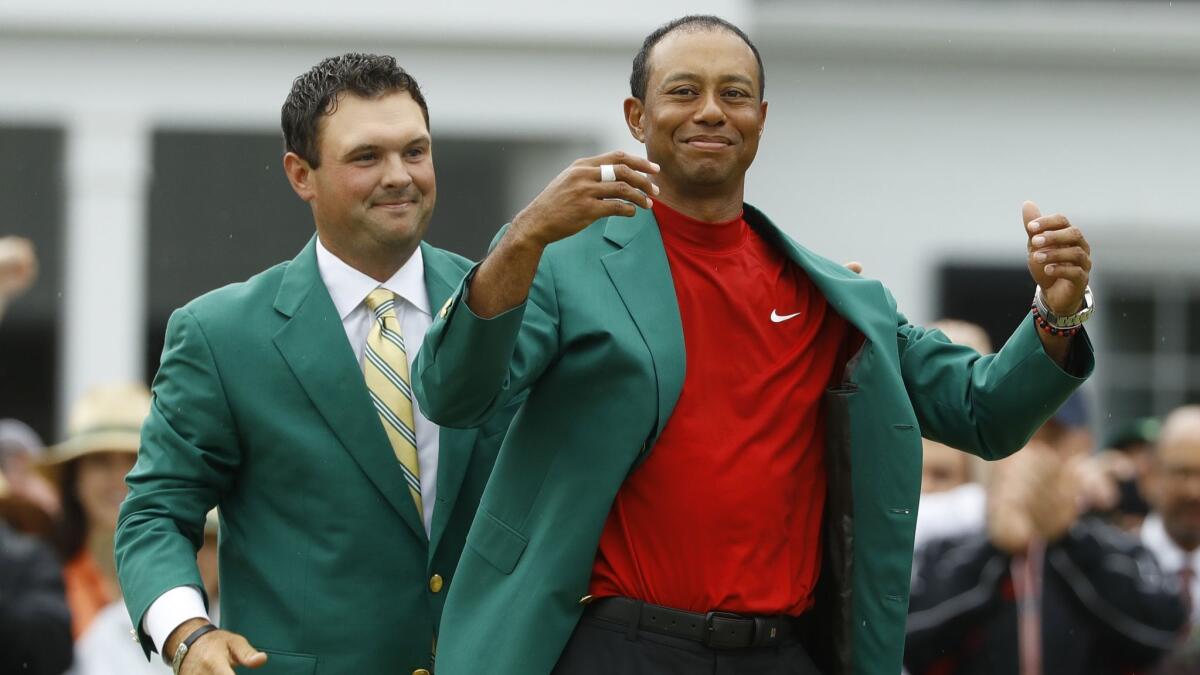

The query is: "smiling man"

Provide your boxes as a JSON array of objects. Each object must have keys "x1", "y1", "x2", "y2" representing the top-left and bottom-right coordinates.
[
  {"x1": 115, "y1": 54, "x2": 514, "y2": 675},
  {"x1": 416, "y1": 15, "x2": 1095, "y2": 675}
]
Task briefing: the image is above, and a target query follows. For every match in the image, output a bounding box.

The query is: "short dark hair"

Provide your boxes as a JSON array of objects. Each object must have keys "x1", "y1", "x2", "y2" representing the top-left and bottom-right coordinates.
[
  {"x1": 281, "y1": 53, "x2": 429, "y2": 168},
  {"x1": 630, "y1": 15, "x2": 765, "y2": 101}
]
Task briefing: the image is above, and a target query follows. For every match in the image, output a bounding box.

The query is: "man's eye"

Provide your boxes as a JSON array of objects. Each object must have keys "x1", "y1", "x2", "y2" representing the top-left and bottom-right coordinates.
[
  {"x1": 406, "y1": 148, "x2": 426, "y2": 159},
  {"x1": 670, "y1": 87, "x2": 697, "y2": 96},
  {"x1": 723, "y1": 90, "x2": 748, "y2": 98},
  {"x1": 354, "y1": 153, "x2": 376, "y2": 162}
]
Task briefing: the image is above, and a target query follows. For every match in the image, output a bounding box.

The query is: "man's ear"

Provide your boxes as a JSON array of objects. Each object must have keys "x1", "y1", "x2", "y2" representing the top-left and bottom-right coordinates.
[
  {"x1": 758, "y1": 99, "x2": 768, "y2": 137},
  {"x1": 623, "y1": 97, "x2": 646, "y2": 144},
  {"x1": 283, "y1": 152, "x2": 316, "y2": 202}
]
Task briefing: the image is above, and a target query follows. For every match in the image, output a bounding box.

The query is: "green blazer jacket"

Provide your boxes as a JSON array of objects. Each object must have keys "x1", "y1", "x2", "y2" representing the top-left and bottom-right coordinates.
[
  {"x1": 414, "y1": 205, "x2": 1093, "y2": 675},
  {"x1": 116, "y1": 239, "x2": 512, "y2": 674}
]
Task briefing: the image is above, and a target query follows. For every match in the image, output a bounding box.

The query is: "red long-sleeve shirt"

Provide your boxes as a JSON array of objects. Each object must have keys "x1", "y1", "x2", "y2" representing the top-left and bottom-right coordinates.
[{"x1": 588, "y1": 200, "x2": 849, "y2": 615}]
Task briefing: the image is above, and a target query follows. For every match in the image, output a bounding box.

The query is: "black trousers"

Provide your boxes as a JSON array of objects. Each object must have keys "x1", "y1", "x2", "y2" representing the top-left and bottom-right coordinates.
[{"x1": 551, "y1": 614, "x2": 824, "y2": 675}]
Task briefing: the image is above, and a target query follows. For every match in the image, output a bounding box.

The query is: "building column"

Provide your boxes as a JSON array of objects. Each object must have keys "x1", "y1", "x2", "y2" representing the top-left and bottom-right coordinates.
[{"x1": 60, "y1": 114, "x2": 150, "y2": 427}]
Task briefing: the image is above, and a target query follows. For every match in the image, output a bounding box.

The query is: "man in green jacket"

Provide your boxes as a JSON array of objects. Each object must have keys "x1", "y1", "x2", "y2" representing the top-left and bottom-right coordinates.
[
  {"x1": 115, "y1": 54, "x2": 513, "y2": 675},
  {"x1": 416, "y1": 15, "x2": 1096, "y2": 675}
]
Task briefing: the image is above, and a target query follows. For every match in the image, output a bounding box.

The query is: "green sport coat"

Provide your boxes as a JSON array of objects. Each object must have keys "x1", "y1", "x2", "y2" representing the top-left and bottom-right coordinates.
[
  {"x1": 116, "y1": 239, "x2": 513, "y2": 674},
  {"x1": 414, "y1": 205, "x2": 1093, "y2": 675}
]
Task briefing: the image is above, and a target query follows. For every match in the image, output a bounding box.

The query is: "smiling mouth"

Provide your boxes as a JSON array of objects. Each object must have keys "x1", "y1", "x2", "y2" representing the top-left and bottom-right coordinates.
[
  {"x1": 684, "y1": 137, "x2": 733, "y2": 151},
  {"x1": 373, "y1": 200, "x2": 416, "y2": 209}
]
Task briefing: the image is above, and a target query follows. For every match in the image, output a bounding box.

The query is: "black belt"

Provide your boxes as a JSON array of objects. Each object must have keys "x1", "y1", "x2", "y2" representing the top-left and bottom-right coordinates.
[{"x1": 583, "y1": 597, "x2": 807, "y2": 650}]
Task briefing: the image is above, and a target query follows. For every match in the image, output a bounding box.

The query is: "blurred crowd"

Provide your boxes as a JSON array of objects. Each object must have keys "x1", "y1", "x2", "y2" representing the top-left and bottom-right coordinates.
[
  {"x1": 906, "y1": 321, "x2": 1200, "y2": 675},
  {"x1": 3, "y1": 232, "x2": 1199, "y2": 675},
  {"x1": 1, "y1": 236, "x2": 219, "y2": 675}
]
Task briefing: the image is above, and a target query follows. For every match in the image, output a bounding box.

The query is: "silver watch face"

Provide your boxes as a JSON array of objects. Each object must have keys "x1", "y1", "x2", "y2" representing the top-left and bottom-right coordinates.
[{"x1": 1036, "y1": 286, "x2": 1094, "y2": 328}]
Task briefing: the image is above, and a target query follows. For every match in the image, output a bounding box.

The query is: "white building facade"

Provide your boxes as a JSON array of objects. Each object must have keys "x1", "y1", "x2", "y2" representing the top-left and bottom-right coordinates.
[{"x1": 1, "y1": 0, "x2": 1197, "y2": 437}]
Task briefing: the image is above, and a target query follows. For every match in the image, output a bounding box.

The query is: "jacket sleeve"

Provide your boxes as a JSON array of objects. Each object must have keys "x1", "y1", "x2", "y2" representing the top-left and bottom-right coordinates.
[
  {"x1": 896, "y1": 308, "x2": 1094, "y2": 460},
  {"x1": 0, "y1": 527, "x2": 73, "y2": 675},
  {"x1": 904, "y1": 534, "x2": 1010, "y2": 673},
  {"x1": 414, "y1": 231, "x2": 560, "y2": 429},
  {"x1": 114, "y1": 307, "x2": 238, "y2": 659},
  {"x1": 1047, "y1": 517, "x2": 1188, "y2": 668}
]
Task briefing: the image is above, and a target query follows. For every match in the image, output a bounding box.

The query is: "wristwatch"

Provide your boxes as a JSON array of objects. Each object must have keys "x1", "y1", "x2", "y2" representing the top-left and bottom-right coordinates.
[
  {"x1": 1034, "y1": 285, "x2": 1094, "y2": 329},
  {"x1": 170, "y1": 623, "x2": 218, "y2": 674}
]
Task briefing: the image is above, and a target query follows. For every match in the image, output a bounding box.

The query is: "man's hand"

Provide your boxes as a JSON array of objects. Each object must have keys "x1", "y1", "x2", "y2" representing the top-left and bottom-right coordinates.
[
  {"x1": 1023, "y1": 201, "x2": 1091, "y2": 316},
  {"x1": 988, "y1": 451, "x2": 1039, "y2": 554},
  {"x1": 988, "y1": 482, "x2": 1037, "y2": 555},
  {"x1": 466, "y1": 150, "x2": 659, "y2": 318},
  {"x1": 1026, "y1": 450, "x2": 1080, "y2": 542},
  {"x1": 0, "y1": 236, "x2": 37, "y2": 301},
  {"x1": 509, "y1": 150, "x2": 659, "y2": 249},
  {"x1": 165, "y1": 618, "x2": 267, "y2": 675},
  {"x1": 988, "y1": 441, "x2": 1081, "y2": 552}
]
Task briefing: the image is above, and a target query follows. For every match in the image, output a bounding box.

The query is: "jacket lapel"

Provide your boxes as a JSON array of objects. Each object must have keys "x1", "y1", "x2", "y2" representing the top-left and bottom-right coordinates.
[
  {"x1": 743, "y1": 204, "x2": 895, "y2": 349},
  {"x1": 420, "y1": 243, "x2": 480, "y2": 554},
  {"x1": 600, "y1": 210, "x2": 686, "y2": 439},
  {"x1": 271, "y1": 237, "x2": 427, "y2": 543}
]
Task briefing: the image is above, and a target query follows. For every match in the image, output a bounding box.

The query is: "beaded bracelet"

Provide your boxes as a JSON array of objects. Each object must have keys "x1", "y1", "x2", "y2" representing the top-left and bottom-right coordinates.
[{"x1": 1031, "y1": 304, "x2": 1083, "y2": 338}]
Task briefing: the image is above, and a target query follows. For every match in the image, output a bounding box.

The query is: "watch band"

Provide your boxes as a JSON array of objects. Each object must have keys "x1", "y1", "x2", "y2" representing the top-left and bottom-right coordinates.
[
  {"x1": 1034, "y1": 285, "x2": 1094, "y2": 329},
  {"x1": 170, "y1": 623, "x2": 218, "y2": 674}
]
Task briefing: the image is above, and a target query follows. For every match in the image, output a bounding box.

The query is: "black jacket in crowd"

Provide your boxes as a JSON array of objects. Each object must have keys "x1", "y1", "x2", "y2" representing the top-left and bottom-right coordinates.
[
  {"x1": 905, "y1": 515, "x2": 1188, "y2": 675},
  {"x1": 0, "y1": 523, "x2": 72, "y2": 675}
]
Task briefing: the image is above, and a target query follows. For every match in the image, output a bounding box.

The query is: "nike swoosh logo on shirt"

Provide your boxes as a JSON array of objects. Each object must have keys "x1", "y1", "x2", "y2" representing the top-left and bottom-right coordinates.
[{"x1": 771, "y1": 310, "x2": 802, "y2": 323}]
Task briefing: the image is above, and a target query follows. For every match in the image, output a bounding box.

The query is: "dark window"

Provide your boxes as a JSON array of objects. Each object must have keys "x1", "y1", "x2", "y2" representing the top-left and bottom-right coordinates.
[
  {"x1": 937, "y1": 263, "x2": 1032, "y2": 351},
  {"x1": 1108, "y1": 288, "x2": 1155, "y2": 353},
  {"x1": 144, "y1": 130, "x2": 584, "y2": 376},
  {"x1": 0, "y1": 126, "x2": 64, "y2": 441}
]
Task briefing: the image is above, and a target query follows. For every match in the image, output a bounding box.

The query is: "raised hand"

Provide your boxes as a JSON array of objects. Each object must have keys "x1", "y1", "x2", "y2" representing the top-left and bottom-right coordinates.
[
  {"x1": 465, "y1": 151, "x2": 660, "y2": 318},
  {"x1": 1023, "y1": 201, "x2": 1091, "y2": 316},
  {"x1": 510, "y1": 150, "x2": 660, "y2": 248}
]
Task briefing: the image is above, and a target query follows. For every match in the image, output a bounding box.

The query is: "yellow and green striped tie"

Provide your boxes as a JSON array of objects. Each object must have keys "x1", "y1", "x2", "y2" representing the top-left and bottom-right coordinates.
[{"x1": 363, "y1": 289, "x2": 423, "y2": 516}]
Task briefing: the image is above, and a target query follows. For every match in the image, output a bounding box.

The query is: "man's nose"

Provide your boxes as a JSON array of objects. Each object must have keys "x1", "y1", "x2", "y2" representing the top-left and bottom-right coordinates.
[
  {"x1": 381, "y1": 154, "x2": 413, "y2": 189},
  {"x1": 693, "y1": 92, "x2": 726, "y2": 125}
]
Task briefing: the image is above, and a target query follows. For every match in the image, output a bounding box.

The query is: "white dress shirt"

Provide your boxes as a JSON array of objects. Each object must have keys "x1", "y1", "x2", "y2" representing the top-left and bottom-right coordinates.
[
  {"x1": 74, "y1": 601, "x2": 172, "y2": 675},
  {"x1": 142, "y1": 238, "x2": 441, "y2": 655},
  {"x1": 913, "y1": 482, "x2": 987, "y2": 551},
  {"x1": 1140, "y1": 512, "x2": 1200, "y2": 624}
]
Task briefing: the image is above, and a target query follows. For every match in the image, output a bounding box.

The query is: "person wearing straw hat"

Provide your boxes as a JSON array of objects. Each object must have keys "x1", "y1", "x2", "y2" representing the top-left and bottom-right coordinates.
[
  {"x1": 115, "y1": 53, "x2": 516, "y2": 675},
  {"x1": 73, "y1": 510, "x2": 220, "y2": 675},
  {"x1": 41, "y1": 381, "x2": 150, "y2": 641}
]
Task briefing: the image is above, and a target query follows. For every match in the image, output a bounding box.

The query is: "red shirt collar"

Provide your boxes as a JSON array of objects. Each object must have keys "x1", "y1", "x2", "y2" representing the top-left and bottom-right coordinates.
[{"x1": 652, "y1": 200, "x2": 747, "y2": 253}]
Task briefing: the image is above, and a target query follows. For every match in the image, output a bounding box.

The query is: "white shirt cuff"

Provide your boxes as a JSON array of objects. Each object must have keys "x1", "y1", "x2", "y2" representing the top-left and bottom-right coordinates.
[{"x1": 142, "y1": 585, "x2": 210, "y2": 655}]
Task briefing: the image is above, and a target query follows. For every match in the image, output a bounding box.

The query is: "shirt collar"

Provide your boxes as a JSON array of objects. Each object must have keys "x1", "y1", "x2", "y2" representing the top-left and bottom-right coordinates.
[
  {"x1": 315, "y1": 237, "x2": 430, "y2": 320},
  {"x1": 1141, "y1": 512, "x2": 1197, "y2": 571}
]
